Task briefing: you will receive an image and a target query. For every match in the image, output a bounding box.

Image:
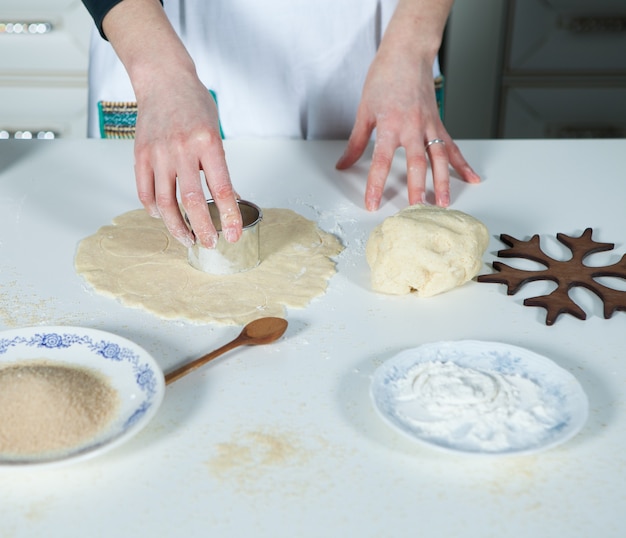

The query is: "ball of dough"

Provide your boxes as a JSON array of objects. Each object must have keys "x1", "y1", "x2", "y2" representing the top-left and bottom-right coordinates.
[{"x1": 366, "y1": 204, "x2": 489, "y2": 297}]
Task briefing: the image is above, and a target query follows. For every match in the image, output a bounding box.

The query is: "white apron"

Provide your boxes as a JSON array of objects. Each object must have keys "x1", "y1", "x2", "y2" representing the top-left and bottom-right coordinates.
[{"x1": 87, "y1": 0, "x2": 440, "y2": 139}]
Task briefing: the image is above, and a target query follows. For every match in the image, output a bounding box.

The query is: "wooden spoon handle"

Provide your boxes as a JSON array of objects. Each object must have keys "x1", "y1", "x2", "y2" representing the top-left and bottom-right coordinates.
[{"x1": 164, "y1": 336, "x2": 247, "y2": 385}]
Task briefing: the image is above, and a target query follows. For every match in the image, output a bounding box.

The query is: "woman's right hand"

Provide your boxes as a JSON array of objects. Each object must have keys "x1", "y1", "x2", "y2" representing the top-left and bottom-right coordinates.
[
  {"x1": 102, "y1": 0, "x2": 242, "y2": 248},
  {"x1": 133, "y1": 74, "x2": 242, "y2": 249}
]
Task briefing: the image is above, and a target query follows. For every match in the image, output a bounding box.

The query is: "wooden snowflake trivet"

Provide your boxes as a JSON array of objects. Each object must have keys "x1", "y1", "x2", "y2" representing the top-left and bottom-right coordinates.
[{"x1": 477, "y1": 228, "x2": 626, "y2": 325}]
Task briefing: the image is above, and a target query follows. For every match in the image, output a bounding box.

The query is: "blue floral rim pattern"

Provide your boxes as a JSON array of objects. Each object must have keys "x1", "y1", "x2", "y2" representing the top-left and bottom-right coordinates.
[{"x1": 0, "y1": 330, "x2": 159, "y2": 429}]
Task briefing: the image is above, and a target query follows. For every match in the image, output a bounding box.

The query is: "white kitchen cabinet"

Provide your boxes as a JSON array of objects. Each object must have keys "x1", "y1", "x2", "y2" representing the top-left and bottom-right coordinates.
[{"x1": 0, "y1": 0, "x2": 92, "y2": 139}]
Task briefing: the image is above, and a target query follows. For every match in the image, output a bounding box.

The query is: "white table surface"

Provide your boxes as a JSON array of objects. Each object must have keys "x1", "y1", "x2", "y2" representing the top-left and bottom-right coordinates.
[{"x1": 0, "y1": 138, "x2": 624, "y2": 537}]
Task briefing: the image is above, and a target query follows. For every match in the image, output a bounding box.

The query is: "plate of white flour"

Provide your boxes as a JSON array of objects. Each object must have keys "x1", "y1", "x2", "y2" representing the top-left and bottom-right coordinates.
[{"x1": 370, "y1": 341, "x2": 588, "y2": 455}]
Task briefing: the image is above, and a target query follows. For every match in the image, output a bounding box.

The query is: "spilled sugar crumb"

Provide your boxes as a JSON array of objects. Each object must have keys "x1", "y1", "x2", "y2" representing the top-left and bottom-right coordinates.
[
  {"x1": 202, "y1": 426, "x2": 356, "y2": 499},
  {"x1": 203, "y1": 428, "x2": 330, "y2": 496},
  {"x1": 0, "y1": 282, "x2": 93, "y2": 328},
  {"x1": 207, "y1": 429, "x2": 306, "y2": 478}
]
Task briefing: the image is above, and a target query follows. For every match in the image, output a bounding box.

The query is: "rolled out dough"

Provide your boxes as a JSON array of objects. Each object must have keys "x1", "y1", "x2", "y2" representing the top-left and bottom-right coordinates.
[
  {"x1": 366, "y1": 204, "x2": 489, "y2": 297},
  {"x1": 75, "y1": 208, "x2": 343, "y2": 325}
]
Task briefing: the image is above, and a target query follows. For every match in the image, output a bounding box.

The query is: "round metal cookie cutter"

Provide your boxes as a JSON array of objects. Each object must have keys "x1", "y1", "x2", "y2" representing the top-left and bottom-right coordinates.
[{"x1": 187, "y1": 199, "x2": 263, "y2": 275}]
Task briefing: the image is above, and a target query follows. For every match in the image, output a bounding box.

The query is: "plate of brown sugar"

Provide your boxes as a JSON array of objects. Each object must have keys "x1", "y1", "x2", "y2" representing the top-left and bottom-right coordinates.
[{"x1": 0, "y1": 326, "x2": 164, "y2": 468}]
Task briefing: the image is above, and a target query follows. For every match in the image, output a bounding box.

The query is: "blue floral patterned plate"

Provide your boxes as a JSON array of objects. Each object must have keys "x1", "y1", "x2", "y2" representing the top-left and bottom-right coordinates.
[
  {"x1": 371, "y1": 341, "x2": 588, "y2": 456},
  {"x1": 0, "y1": 326, "x2": 165, "y2": 468}
]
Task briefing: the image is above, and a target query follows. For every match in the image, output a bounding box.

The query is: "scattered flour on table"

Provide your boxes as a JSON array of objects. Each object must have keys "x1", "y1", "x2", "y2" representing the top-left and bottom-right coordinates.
[{"x1": 393, "y1": 361, "x2": 563, "y2": 452}]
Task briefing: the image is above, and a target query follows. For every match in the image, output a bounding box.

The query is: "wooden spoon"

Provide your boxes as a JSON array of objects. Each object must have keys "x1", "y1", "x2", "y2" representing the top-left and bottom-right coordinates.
[{"x1": 164, "y1": 317, "x2": 288, "y2": 385}]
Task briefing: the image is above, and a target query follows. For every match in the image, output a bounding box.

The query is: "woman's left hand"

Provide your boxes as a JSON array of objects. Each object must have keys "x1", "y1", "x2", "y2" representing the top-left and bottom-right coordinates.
[{"x1": 336, "y1": 0, "x2": 480, "y2": 210}]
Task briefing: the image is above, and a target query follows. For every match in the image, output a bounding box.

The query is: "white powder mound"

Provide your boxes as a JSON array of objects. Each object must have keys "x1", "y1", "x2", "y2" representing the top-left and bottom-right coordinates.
[
  {"x1": 366, "y1": 204, "x2": 489, "y2": 296},
  {"x1": 393, "y1": 361, "x2": 562, "y2": 452}
]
